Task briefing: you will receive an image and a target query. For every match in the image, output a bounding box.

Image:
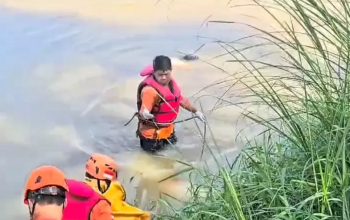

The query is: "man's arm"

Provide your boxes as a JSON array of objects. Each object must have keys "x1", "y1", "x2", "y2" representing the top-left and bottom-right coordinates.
[
  {"x1": 90, "y1": 200, "x2": 113, "y2": 220},
  {"x1": 180, "y1": 96, "x2": 197, "y2": 113},
  {"x1": 139, "y1": 86, "x2": 158, "y2": 114}
]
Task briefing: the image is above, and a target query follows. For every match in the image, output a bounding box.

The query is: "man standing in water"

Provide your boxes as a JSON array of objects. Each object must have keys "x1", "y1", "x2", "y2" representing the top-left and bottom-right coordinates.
[{"x1": 136, "y1": 55, "x2": 206, "y2": 153}]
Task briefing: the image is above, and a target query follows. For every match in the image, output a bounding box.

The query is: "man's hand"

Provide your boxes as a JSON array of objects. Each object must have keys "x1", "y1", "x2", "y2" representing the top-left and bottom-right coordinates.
[
  {"x1": 141, "y1": 109, "x2": 154, "y2": 120},
  {"x1": 195, "y1": 111, "x2": 206, "y2": 123}
]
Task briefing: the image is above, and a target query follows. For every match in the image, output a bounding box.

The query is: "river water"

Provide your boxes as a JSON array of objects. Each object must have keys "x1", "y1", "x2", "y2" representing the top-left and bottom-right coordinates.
[{"x1": 0, "y1": 1, "x2": 285, "y2": 218}]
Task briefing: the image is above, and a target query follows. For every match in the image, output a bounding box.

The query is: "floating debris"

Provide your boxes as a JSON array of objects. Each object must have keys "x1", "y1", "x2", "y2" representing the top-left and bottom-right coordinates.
[{"x1": 181, "y1": 54, "x2": 199, "y2": 61}]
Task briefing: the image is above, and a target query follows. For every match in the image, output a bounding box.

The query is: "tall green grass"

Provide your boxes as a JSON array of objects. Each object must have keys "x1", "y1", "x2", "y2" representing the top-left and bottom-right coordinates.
[{"x1": 157, "y1": 0, "x2": 350, "y2": 219}]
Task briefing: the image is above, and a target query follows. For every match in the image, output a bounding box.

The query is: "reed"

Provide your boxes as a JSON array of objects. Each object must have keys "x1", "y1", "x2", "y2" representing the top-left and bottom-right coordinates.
[{"x1": 156, "y1": 0, "x2": 350, "y2": 219}]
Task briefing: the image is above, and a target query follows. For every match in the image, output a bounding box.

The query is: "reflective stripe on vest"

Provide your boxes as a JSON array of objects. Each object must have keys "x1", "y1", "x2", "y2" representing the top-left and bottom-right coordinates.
[{"x1": 137, "y1": 76, "x2": 181, "y2": 125}]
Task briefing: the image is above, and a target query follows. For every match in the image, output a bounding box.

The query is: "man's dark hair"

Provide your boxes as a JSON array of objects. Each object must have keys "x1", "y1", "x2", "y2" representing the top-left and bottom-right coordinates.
[
  {"x1": 30, "y1": 194, "x2": 65, "y2": 206},
  {"x1": 153, "y1": 55, "x2": 172, "y2": 72},
  {"x1": 27, "y1": 186, "x2": 66, "y2": 206}
]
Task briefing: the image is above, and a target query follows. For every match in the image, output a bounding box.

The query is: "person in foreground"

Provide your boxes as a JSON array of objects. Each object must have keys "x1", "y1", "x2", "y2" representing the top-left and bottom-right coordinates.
[
  {"x1": 136, "y1": 55, "x2": 206, "y2": 153},
  {"x1": 23, "y1": 165, "x2": 68, "y2": 220},
  {"x1": 24, "y1": 164, "x2": 113, "y2": 220},
  {"x1": 84, "y1": 153, "x2": 150, "y2": 220}
]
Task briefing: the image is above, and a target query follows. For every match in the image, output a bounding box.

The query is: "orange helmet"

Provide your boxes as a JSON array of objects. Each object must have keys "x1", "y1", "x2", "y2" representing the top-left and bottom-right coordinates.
[
  {"x1": 85, "y1": 153, "x2": 118, "y2": 180},
  {"x1": 24, "y1": 165, "x2": 68, "y2": 204}
]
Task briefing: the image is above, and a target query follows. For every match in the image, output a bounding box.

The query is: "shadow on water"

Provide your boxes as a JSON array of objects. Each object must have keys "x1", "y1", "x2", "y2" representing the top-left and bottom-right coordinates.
[{"x1": 0, "y1": 6, "x2": 267, "y2": 218}]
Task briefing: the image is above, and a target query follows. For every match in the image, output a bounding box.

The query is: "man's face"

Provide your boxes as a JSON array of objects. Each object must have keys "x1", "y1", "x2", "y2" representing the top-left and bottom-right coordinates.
[{"x1": 154, "y1": 70, "x2": 171, "y2": 86}]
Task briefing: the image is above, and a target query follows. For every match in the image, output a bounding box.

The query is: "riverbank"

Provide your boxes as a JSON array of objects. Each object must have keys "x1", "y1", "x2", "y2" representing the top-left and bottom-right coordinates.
[{"x1": 154, "y1": 0, "x2": 350, "y2": 219}]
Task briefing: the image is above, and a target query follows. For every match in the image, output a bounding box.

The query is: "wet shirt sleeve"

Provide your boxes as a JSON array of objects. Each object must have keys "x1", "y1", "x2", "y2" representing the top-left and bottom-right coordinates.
[
  {"x1": 90, "y1": 200, "x2": 113, "y2": 220},
  {"x1": 180, "y1": 96, "x2": 197, "y2": 113},
  {"x1": 139, "y1": 86, "x2": 158, "y2": 113}
]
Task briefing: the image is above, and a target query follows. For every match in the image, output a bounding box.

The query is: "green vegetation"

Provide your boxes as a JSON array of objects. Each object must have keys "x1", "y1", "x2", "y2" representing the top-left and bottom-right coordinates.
[{"x1": 157, "y1": 0, "x2": 350, "y2": 219}]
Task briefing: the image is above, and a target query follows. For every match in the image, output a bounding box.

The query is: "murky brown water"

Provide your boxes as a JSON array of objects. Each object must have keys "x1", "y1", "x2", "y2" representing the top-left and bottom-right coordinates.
[{"x1": 0, "y1": 1, "x2": 292, "y2": 218}]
